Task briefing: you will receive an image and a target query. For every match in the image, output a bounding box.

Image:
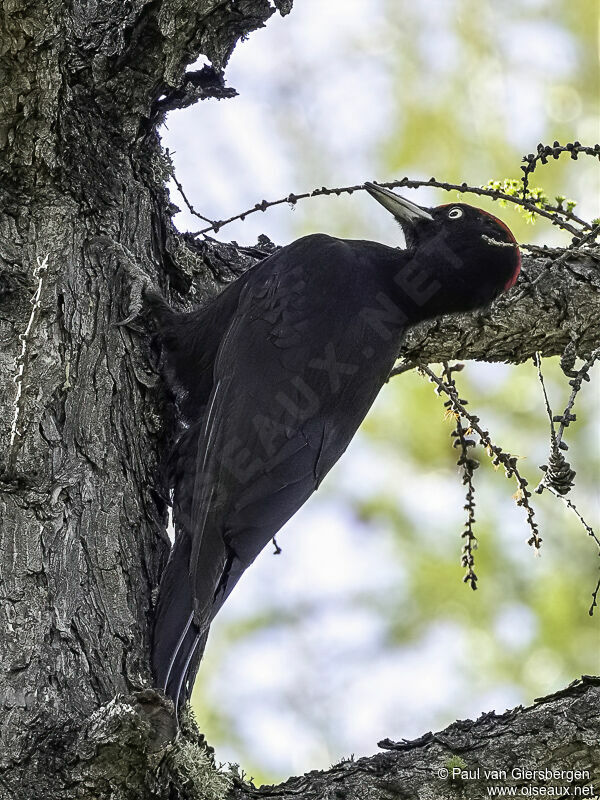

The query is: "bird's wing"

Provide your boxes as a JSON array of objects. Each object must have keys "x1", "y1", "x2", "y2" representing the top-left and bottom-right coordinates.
[
  {"x1": 185, "y1": 236, "x2": 378, "y2": 626},
  {"x1": 154, "y1": 235, "x2": 404, "y2": 705}
]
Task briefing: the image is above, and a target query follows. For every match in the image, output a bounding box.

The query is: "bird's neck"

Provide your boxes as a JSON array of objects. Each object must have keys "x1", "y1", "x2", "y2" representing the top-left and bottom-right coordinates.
[{"x1": 386, "y1": 247, "x2": 445, "y2": 325}]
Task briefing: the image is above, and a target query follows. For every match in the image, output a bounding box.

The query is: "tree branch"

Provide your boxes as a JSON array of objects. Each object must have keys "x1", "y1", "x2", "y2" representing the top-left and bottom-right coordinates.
[
  {"x1": 172, "y1": 237, "x2": 600, "y2": 365},
  {"x1": 400, "y1": 245, "x2": 600, "y2": 365},
  {"x1": 228, "y1": 677, "x2": 600, "y2": 800}
]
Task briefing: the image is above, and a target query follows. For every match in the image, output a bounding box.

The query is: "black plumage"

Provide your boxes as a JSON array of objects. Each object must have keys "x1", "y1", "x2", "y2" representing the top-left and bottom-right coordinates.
[{"x1": 149, "y1": 184, "x2": 521, "y2": 709}]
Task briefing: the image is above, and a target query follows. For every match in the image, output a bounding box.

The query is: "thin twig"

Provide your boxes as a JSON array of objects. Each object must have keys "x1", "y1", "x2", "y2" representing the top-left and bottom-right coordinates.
[
  {"x1": 590, "y1": 575, "x2": 600, "y2": 617},
  {"x1": 442, "y1": 362, "x2": 479, "y2": 589},
  {"x1": 190, "y1": 178, "x2": 587, "y2": 238},
  {"x1": 534, "y1": 352, "x2": 554, "y2": 435},
  {"x1": 159, "y1": 139, "x2": 600, "y2": 248},
  {"x1": 520, "y1": 141, "x2": 600, "y2": 202},
  {"x1": 167, "y1": 148, "x2": 216, "y2": 225},
  {"x1": 555, "y1": 347, "x2": 600, "y2": 448},
  {"x1": 534, "y1": 349, "x2": 600, "y2": 497},
  {"x1": 573, "y1": 222, "x2": 600, "y2": 247},
  {"x1": 533, "y1": 352, "x2": 576, "y2": 496},
  {"x1": 541, "y1": 485, "x2": 600, "y2": 550},
  {"x1": 417, "y1": 365, "x2": 542, "y2": 550},
  {"x1": 531, "y1": 351, "x2": 600, "y2": 612}
]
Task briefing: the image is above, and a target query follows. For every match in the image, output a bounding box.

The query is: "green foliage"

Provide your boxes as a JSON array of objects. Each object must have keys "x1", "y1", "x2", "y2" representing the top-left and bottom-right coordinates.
[
  {"x1": 482, "y1": 178, "x2": 578, "y2": 224},
  {"x1": 361, "y1": 360, "x2": 599, "y2": 696},
  {"x1": 445, "y1": 755, "x2": 467, "y2": 773}
]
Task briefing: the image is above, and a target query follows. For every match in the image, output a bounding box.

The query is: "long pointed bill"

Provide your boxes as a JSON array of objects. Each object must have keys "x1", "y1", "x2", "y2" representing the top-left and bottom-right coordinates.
[{"x1": 364, "y1": 182, "x2": 434, "y2": 225}]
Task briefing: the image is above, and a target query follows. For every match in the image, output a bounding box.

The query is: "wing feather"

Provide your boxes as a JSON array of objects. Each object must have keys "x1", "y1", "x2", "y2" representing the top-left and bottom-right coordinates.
[
  {"x1": 155, "y1": 234, "x2": 408, "y2": 705},
  {"x1": 185, "y1": 237, "x2": 372, "y2": 627}
]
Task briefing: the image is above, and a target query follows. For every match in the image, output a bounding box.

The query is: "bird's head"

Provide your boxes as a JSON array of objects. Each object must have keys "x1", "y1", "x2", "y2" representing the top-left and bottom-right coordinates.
[{"x1": 365, "y1": 182, "x2": 521, "y2": 317}]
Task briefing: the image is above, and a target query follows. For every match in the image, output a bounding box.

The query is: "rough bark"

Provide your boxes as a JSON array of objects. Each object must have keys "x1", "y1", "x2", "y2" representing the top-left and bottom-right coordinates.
[
  {"x1": 0, "y1": 1, "x2": 291, "y2": 797},
  {"x1": 231, "y1": 676, "x2": 600, "y2": 800},
  {"x1": 401, "y1": 244, "x2": 600, "y2": 365},
  {"x1": 0, "y1": 1, "x2": 598, "y2": 799}
]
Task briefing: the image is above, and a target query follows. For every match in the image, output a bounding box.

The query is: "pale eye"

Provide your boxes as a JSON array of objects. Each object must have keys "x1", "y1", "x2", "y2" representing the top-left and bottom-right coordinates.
[{"x1": 448, "y1": 207, "x2": 463, "y2": 219}]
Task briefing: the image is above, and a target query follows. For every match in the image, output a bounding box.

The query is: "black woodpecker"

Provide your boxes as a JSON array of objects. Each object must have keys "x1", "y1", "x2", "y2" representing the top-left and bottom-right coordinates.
[{"x1": 149, "y1": 183, "x2": 521, "y2": 710}]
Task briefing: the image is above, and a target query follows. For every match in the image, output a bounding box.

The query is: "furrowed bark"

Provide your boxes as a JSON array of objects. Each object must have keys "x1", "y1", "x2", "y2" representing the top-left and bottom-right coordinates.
[{"x1": 0, "y1": 1, "x2": 290, "y2": 797}]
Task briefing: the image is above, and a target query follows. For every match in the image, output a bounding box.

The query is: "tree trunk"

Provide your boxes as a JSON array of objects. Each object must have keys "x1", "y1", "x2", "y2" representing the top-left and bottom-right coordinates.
[
  {"x1": 0, "y1": 2, "x2": 597, "y2": 798},
  {"x1": 0, "y1": 1, "x2": 291, "y2": 796}
]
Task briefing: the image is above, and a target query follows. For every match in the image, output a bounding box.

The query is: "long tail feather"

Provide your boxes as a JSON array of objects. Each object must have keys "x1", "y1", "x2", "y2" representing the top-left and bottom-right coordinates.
[
  {"x1": 152, "y1": 536, "x2": 208, "y2": 708},
  {"x1": 173, "y1": 631, "x2": 203, "y2": 712},
  {"x1": 162, "y1": 612, "x2": 193, "y2": 693}
]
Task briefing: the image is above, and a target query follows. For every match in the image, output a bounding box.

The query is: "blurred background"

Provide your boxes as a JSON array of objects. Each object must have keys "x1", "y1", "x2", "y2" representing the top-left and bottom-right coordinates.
[{"x1": 162, "y1": 0, "x2": 600, "y2": 783}]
